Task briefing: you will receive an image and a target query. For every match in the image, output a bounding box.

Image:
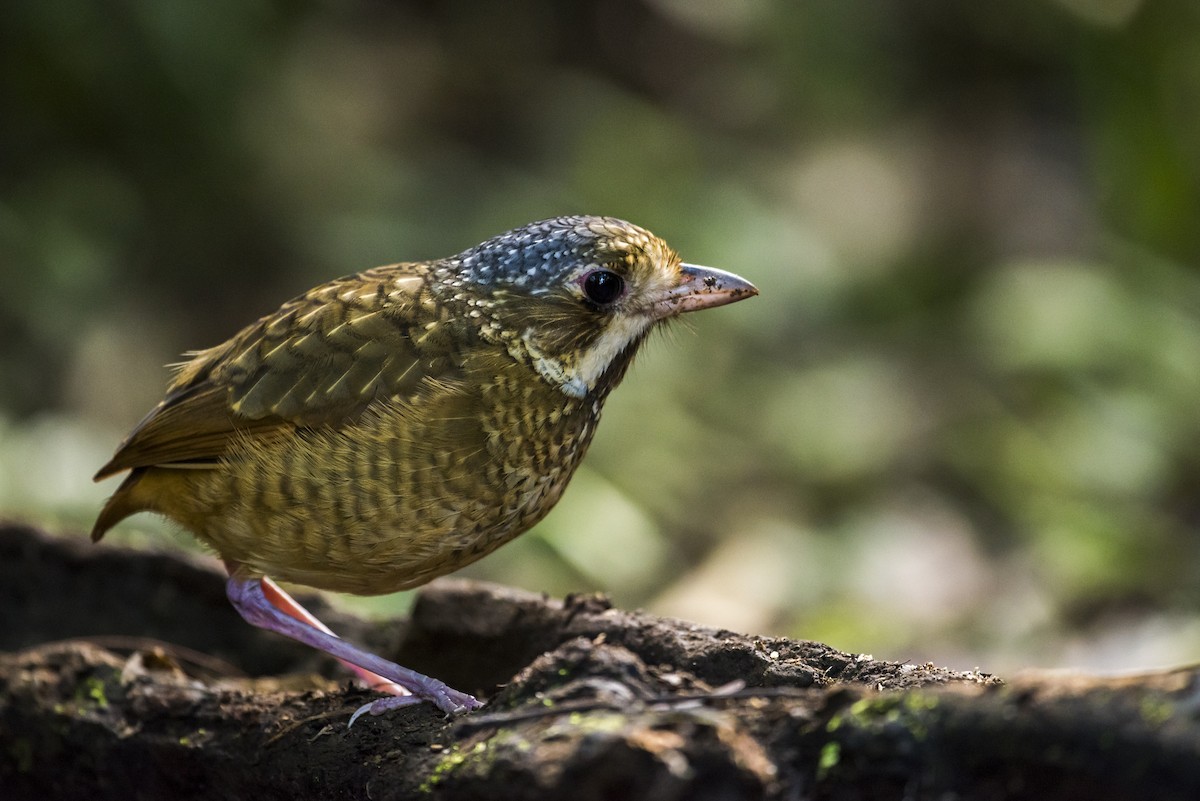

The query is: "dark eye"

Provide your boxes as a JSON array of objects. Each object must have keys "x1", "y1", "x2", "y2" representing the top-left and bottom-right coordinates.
[{"x1": 582, "y1": 270, "x2": 624, "y2": 306}]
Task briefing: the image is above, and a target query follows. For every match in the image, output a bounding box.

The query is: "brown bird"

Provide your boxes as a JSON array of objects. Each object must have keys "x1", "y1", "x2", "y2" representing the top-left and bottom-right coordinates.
[{"x1": 91, "y1": 215, "x2": 758, "y2": 720}]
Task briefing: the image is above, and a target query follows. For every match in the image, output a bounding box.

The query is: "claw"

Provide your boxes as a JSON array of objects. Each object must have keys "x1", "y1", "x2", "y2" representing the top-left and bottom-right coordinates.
[
  {"x1": 348, "y1": 695, "x2": 423, "y2": 728},
  {"x1": 347, "y1": 688, "x2": 482, "y2": 728}
]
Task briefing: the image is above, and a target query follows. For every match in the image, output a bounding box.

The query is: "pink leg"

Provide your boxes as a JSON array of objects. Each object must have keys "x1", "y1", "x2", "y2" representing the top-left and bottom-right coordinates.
[
  {"x1": 260, "y1": 577, "x2": 409, "y2": 696},
  {"x1": 225, "y1": 574, "x2": 482, "y2": 719}
]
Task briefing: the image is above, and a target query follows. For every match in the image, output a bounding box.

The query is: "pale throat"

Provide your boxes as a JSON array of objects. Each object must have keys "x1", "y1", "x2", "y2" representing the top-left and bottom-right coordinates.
[{"x1": 516, "y1": 313, "x2": 654, "y2": 399}]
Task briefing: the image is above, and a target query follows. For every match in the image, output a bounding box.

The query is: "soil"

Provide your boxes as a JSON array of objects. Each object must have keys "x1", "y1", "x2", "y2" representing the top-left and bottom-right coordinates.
[{"x1": 1, "y1": 521, "x2": 1197, "y2": 800}]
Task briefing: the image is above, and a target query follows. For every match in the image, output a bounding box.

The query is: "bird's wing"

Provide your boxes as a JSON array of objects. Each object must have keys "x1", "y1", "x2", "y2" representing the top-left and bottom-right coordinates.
[{"x1": 95, "y1": 265, "x2": 456, "y2": 479}]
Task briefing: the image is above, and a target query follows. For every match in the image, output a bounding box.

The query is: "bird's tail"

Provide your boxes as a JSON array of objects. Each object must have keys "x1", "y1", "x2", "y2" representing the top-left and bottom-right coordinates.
[{"x1": 91, "y1": 470, "x2": 145, "y2": 542}]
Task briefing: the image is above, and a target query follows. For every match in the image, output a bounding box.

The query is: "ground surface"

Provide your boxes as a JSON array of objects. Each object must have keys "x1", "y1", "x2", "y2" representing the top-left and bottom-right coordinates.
[{"x1": 1, "y1": 521, "x2": 1197, "y2": 800}]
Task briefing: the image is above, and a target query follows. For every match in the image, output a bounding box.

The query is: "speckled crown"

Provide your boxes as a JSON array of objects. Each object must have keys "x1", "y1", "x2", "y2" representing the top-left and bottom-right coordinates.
[{"x1": 448, "y1": 216, "x2": 657, "y2": 290}]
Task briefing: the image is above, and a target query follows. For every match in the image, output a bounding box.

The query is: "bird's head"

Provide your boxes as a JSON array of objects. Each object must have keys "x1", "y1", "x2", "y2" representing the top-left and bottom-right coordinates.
[{"x1": 437, "y1": 216, "x2": 758, "y2": 399}]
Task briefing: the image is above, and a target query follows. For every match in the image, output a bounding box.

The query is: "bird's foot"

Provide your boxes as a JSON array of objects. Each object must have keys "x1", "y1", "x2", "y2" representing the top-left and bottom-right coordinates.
[
  {"x1": 372, "y1": 674, "x2": 482, "y2": 714},
  {"x1": 349, "y1": 680, "x2": 482, "y2": 727}
]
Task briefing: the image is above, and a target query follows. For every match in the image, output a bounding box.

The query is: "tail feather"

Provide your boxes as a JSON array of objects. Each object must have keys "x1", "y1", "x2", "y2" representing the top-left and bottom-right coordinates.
[{"x1": 91, "y1": 469, "x2": 145, "y2": 542}]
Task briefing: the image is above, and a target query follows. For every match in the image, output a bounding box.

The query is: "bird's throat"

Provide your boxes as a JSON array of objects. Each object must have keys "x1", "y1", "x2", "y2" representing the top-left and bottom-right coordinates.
[{"x1": 516, "y1": 314, "x2": 653, "y2": 399}]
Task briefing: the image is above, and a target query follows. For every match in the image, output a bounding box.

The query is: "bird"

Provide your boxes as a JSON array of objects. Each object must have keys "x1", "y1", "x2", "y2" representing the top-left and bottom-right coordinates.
[{"x1": 91, "y1": 215, "x2": 758, "y2": 721}]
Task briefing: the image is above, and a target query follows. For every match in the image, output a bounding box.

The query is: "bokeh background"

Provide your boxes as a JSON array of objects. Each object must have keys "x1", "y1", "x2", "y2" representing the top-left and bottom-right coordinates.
[{"x1": 4, "y1": 0, "x2": 1200, "y2": 675}]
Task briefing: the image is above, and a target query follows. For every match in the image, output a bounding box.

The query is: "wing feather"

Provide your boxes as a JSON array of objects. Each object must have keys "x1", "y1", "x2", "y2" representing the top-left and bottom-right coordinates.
[{"x1": 95, "y1": 265, "x2": 453, "y2": 480}]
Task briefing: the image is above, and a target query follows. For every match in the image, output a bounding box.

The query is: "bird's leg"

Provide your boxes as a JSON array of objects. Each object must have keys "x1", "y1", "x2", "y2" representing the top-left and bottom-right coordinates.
[
  {"x1": 258, "y1": 576, "x2": 409, "y2": 696},
  {"x1": 225, "y1": 574, "x2": 482, "y2": 718}
]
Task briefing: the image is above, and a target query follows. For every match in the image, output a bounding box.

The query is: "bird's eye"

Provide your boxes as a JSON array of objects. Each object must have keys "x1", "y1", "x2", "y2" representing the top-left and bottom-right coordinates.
[{"x1": 582, "y1": 270, "x2": 625, "y2": 306}]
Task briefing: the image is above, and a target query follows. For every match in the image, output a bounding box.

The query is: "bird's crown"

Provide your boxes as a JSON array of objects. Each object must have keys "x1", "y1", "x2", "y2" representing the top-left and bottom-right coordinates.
[{"x1": 446, "y1": 216, "x2": 672, "y2": 295}]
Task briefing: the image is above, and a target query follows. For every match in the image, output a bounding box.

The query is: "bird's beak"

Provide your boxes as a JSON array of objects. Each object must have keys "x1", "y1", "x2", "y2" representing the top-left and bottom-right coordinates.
[{"x1": 652, "y1": 263, "x2": 759, "y2": 318}]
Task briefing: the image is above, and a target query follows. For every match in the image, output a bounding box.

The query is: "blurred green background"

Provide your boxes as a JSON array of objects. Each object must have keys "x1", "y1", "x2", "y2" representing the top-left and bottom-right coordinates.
[{"x1": 4, "y1": 0, "x2": 1200, "y2": 675}]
